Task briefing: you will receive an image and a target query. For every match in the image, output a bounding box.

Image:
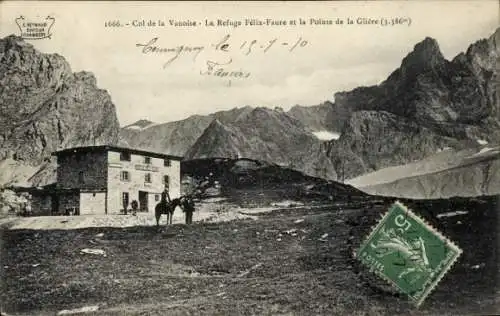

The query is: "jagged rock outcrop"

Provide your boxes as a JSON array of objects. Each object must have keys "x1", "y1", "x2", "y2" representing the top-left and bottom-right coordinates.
[
  {"x1": 327, "y1": 111, "x2": 468, "y2": 178},
  {"x1": 287, "y1": 101, "x2": 339, "y2": 132},
  {"x1": 0, "y1": 35, "x2": 120, "y2": 186},
  {"x1": 327, "y1": 28, "x2": 500, "y2": 179},
  {"x1": 185, "y1": 108, "x2": 337, "y2": 180}
]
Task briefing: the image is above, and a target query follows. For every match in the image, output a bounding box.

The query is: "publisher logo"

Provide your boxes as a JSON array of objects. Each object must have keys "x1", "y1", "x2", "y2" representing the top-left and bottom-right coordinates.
[{"x1": 15, "y1": 15, "x2": 55, "y2": 40}]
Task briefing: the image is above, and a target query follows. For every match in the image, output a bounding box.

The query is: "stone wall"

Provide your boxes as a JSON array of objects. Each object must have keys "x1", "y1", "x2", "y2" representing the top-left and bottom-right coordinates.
[
  {"x1": 80, "y1": 192, "x2": 106, "y2": 215},
  {"x1": 57, "y1": 152, "x2": 107, "y2": 190},
  {"x1": 106, "y1": 150, "x2": 181, "y2": 214}
]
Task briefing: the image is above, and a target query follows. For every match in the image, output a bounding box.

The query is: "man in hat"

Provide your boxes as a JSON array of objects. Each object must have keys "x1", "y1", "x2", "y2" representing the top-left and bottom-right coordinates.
[{"x1": 162, "y1": 188, "x2": 171, "y2": 204}]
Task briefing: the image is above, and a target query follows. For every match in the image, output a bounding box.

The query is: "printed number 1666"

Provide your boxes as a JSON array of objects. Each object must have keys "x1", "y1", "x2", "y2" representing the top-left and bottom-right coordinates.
[{"x1": 105, "y1": 20, "x2": 122, "y2": 27}]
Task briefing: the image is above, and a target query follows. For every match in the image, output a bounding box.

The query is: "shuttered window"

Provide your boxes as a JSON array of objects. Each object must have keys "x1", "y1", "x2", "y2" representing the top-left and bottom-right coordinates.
[{"x1": 120, "y1": 171, "x2": 130, "y2": 181}]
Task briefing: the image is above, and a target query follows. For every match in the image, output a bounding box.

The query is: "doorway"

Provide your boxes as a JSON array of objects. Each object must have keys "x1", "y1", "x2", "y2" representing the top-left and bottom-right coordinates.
[
  {"x1": 51, "y1": 194, "x2": 59, "y2": 215},
  {"x1": 138, "y1": 191, "x2": 148, "y2": 212}
]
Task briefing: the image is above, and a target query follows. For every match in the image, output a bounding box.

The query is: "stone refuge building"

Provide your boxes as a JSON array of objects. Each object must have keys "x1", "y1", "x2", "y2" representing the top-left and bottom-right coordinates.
[{"x1": 39, "y1": 145, "x2": 182, "y2": 215}]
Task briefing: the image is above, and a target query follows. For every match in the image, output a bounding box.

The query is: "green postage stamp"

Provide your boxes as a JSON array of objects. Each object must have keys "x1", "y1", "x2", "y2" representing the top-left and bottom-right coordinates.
[{"x1": 356, "y1": 201, "x2": 462, "y2": 307}]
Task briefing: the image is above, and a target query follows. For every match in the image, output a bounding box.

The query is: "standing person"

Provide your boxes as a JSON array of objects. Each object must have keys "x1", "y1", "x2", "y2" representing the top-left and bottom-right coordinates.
[
  {"x1": 182, "y1": 196, "x2": 195, "y2": 224},
  {"x1": 123, "y1": 199, "x2": 128, "y2": 215},
  {"x1": 131, "y1": 200, "x2": 138, "y2": 216}
]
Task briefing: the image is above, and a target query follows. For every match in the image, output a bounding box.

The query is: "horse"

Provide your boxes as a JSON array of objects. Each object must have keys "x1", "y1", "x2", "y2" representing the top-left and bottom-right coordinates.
[{"x1": 154, "y1": 197, "x2": 182, "y2": 228}]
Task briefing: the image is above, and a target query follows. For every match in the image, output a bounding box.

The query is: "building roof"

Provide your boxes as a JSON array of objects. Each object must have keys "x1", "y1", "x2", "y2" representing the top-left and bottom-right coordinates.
[
  {"x1": 10, "y1": 184, "x2": 106, "y2": 194},
  {"x1": 51, "y1": 145, "x2": 184, "y2": 160}
]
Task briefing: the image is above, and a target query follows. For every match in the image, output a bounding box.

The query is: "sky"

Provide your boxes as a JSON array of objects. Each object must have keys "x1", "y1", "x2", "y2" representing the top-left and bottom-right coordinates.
[{"x1": 0, "y1": 1, "x2": 498, "y2": 126}]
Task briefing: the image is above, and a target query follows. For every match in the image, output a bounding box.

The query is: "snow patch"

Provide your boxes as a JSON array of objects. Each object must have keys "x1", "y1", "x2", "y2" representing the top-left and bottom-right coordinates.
[
  {"x1": 271, "y1": 200, "x2": 304, "y2": 207},
  {"x1": 125, "y1": 122, "x2": 158, "y2": 131},
  {"x1": 80, "y1": 248, "x2": 106, "y2": 256},
  {"x1": 312, "y1": 131, "x2": 340, "y2": 141},
  {"x1": 479, "y1": 147, "x2": 493, "y2": 154},
  {"x1": 436, "y1": 210, "x2": 468, "y2": 218},
  {"x1": 436, "y1": 147, "x2": 452, "y2": 153},
  {"x1": 57, "y1": 305, "x2": 100, "y2": 315},
  {"x1": 477, "y1": 139, "x2": 488, "y2": 145},
  {"x1": 469, "y1": 147, "x2": 500, "y2": 158},
  {"x1": 126, "y1": 125, "x2": 142, "y2": 130}
]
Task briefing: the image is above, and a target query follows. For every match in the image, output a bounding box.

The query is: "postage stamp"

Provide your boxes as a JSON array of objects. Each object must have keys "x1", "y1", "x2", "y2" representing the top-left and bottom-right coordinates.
[{"x1": 356, "y1": 201, "x2": 462, "y2": 307}]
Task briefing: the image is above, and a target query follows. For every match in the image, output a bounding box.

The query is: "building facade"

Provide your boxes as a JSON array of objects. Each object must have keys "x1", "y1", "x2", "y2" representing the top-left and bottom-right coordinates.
[{"x1": 52, "y1": 146, "x2": 182, "y2": 215}]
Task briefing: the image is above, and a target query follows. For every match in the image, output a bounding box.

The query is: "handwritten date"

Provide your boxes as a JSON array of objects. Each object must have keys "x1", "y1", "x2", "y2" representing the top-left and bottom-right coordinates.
[
  {"x1": 215, "y1": 34, "x2": 308, "y2": 55},
  {"x1": 135, "y1": 34, "x2": 309, "y2": 81}
]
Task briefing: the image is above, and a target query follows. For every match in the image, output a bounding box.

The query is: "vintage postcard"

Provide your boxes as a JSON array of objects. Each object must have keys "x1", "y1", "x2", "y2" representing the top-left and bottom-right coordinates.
[{"x1": 0, "y1": 1, "x2": 498, "y2": 315}]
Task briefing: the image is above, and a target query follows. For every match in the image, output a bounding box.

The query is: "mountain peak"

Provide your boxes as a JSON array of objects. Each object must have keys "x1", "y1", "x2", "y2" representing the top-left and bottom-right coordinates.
[
  {"x1": 0, "y1": 34, "x2": 27, "y2": 47},
  {"x1": 416, "y1": 37, "x2": 441, "y2": 53},
  {"x1": 208, "y1": 118, "x2": 224, "y2": 127},
  {"x1": 0, "y1": 34, "x2": 120, "y2": 185},
  {"x1": 0, "y1": 35, "x2": 42, "y2": 58},
  {"x1": 404, "y1": 36, "x2": 445, "y2": 72},
  {"x1": 201, "y1": 119, "x2": 238, "y2": 138},
  {"x1": 185, "y1": 118, "x2": 243, "y2": 159}
]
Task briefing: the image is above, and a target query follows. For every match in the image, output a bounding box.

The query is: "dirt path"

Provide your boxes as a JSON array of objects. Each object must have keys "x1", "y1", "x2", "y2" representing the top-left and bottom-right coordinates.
[
  {"x1": 1, "y1": 199, "x2": 315, "y2": 231},
  {"x1": 1, "y1": 197, "x2": 498, "y2": 315}
]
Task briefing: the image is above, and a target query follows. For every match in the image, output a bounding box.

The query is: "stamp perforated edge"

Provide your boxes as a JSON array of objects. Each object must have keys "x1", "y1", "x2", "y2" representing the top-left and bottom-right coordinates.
[{"x1": 354, "y1": 201, "x2": 463, "y2": 307}]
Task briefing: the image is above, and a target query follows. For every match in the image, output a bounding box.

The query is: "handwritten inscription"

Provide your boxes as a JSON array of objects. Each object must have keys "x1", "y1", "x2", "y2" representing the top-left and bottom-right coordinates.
[
  {"x1": 215, "y1": 34, "x2": 309, "y2": 55},
  {"x1": 135, "y1": 34, "x2": 308, "y2": 81},
  {"x1": 135, "y1": 37, "x2": 204, "y2": 68},
  {"x1": 200, "y1": 59, "x2": 251, "y2": 79}
]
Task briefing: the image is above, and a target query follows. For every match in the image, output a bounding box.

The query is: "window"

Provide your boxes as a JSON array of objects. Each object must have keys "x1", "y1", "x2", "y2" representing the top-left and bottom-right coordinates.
[
  {"x1": 164, "y1": 159, "x2": 171, "y2": 167},
  {"x1": 144, "y1": 156, "x2": 151, "y2": 164},
  {"x1": 155, "y1": 194, "x2": 160, "y2": 201},
  {"x1": 145, "y1": 173, "x2": 152, "y2": 183},
  {"x1": 120, "y1": 152, "x2": 131, "y2": 161},
  {"x1": 120, "y1": 171, "x2": 130, "y2": 181},
  {"x1": 122, "y1": 192, "x2": 129, "y2": 207},
  {"x1": 78, "y1": 171, "x2": 84, "y2": 184},
  {"x1": 163, "y1": 175, "x2": 169, "y2": 187}
]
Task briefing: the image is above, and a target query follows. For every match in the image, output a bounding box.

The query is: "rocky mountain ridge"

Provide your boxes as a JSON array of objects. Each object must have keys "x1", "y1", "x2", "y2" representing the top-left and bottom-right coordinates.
[
  {"x1": 324, "y1": 28, "x2": 499, "y2": 179},
  {"x1": 0, "y1": 35, "x2": 120, "y2": 186},
  {"x1": 122, "y1": 28, "x2": 499, "y2": 185},
  {"x1": 185, "y1": 107, "x2": 338, "y2": 180}
]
